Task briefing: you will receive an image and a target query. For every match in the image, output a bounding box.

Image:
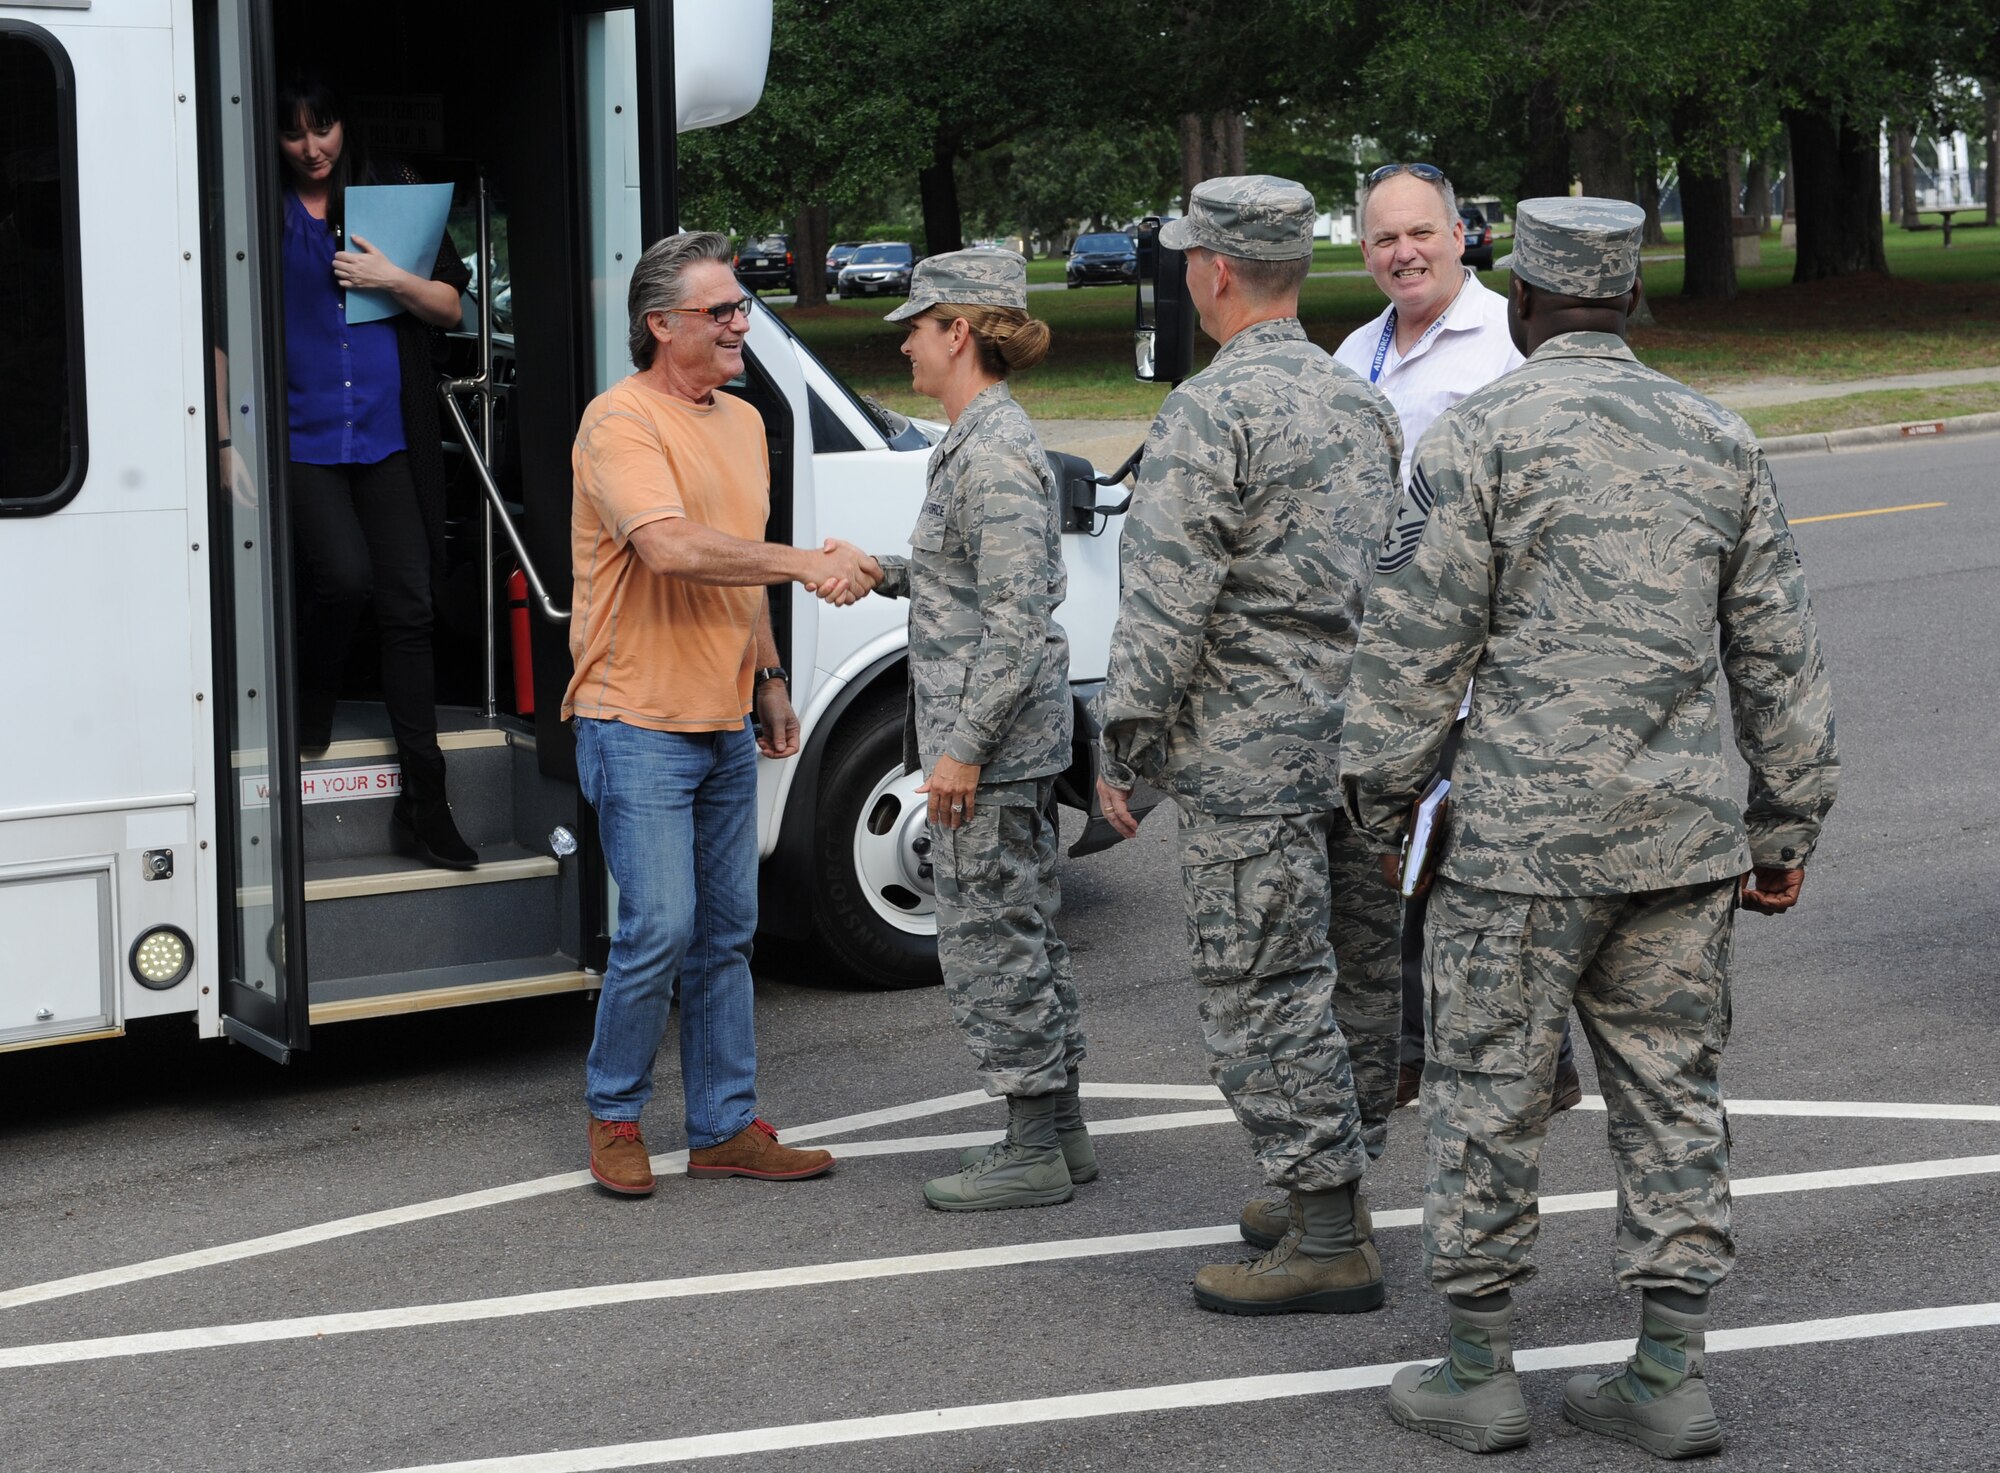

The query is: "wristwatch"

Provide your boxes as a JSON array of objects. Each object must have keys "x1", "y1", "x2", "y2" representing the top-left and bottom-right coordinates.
[{"x1": 755, "y1": 665, "x2": 789, "y2": 688}]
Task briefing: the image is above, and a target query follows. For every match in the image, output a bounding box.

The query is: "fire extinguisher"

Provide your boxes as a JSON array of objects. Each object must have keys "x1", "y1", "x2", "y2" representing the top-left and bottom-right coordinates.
[{"x1": 507, "y1": 567, "x2": 534, "y2": 716}]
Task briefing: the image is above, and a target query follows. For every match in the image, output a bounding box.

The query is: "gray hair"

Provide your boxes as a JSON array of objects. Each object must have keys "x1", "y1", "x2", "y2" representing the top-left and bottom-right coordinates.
[
  {"x1": 627, "y1": 230, "x2": 733, "y2": 369},
  {"x1": 1358, "y1": 167, "x2": 1459, "y2": 237}
]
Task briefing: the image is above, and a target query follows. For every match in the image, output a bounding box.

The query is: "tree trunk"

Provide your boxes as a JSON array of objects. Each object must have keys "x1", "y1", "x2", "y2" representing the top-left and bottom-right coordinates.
[
  {"x1": 1678, "y1": 155, "x2": 1737, "y2": 301},
  {"x1": 1886, "y1": 134, "x2": 1903, "y2": 221},
  {"x1": 1786, "y1": 107, "x2": 1890, "y2": 282},
  {"x1": 1574, "y1": 120, "x2": 1634, "y2": 201},
  {"x1": 919, "y1": 135, "x2": 964, "y2": 257},
  {"x1": 790, "y1": 204, "x2": 828, "y2": 309},
  {"x1": 1894, "y1": 127, "x2": 1921, "y2": 229},
  {"x1": 1180, "y1": 110, "x2": 1245, "y2": 206},
  {"x1": 1521, "y1": 79, "x2": 1571, "y2": 199},
  {"x1": 1638, "y1": 161, "x2": 1668, "y2": 246},
  {"x1": 1746, "y1": 156, "x2": 1771, "y2": 230}
]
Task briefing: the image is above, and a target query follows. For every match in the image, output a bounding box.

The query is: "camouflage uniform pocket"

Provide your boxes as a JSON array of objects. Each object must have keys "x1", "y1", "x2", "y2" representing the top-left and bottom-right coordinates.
[
  {"x1": 934, "y1": 801, "x2": 1039, "y2": 911},
  {"x1": 1178, "y1": 814, "x2": 1329, "y2": 985},
  {"x1": 1424, "y1": 884, "x2": 1533, "y2": 1077}
]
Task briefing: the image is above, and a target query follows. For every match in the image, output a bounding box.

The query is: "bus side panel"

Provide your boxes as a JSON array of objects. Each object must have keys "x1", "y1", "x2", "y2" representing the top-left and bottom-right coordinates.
[{"x1": 0, "y1": 6, "x2": 215, "y2": 1038}]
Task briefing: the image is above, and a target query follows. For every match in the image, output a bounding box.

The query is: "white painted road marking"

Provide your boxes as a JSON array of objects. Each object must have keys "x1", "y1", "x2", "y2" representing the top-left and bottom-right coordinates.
[
  {"x1": 2, "y1": 1087, "x2": 1992, "y2": 1312},
  {"x1": 356, "y1": 1301, "x2": 2000, "y2": 1472},
  {"x1": 5, "y1": 1152, "x2": 1994, "y2": 1372}
]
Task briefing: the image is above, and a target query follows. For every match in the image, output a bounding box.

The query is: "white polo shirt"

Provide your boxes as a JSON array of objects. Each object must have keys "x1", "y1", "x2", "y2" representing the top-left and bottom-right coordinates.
[{"x1": 1334, "y1": 269, "x2": 1523, "y2": 485}]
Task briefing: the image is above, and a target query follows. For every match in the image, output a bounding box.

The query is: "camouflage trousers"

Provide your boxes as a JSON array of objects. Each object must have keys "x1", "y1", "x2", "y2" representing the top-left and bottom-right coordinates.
[
  {"x1": 932, "y1": 778, "x2": 1085, "y2": 1097},
  {"x1": 1177, "y1": 805, "x2": 1369, "y2": 1192},
  {"x1": 1420, "y1": 876, "x2": 1738, "y2": 1298},
  {"x1": 1325, "y1": 808, "x2": 1402, "y2": 1160}
]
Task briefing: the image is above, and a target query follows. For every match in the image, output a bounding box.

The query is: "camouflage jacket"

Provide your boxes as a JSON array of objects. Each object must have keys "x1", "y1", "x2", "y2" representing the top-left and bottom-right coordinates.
[
  {"x1": 1094, "y1": 318, "x2": 1403, "y2": 815},
  {"x1": 874, "y1": 382, "x2": 1072, "y2": 783},
  {"x1": 1339, "y1": 331, "x2": 1839, "y2": 895}
]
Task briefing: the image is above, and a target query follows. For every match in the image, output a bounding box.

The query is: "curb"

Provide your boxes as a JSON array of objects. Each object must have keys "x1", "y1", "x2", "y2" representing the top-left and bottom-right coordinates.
[{"x1": 1764, "y1": 411, "x2": 2000, "y2": 457}]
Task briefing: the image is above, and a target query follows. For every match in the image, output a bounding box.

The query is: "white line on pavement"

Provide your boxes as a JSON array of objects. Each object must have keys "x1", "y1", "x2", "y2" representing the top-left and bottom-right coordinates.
[
  {"x1": 3, "y1": 1087, "x2": 1989, "y2": 1313},
  {"x1": 5, "y1": 1153, "x2": 1994, "y2": 1372},
  {"x1": 357, "y1": 1301, "x2": 2000, "y2": 1472}
]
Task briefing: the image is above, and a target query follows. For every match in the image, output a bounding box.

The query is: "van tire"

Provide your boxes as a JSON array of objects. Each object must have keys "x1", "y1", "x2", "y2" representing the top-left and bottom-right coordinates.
[{"x1": 811, "y1": 690, "x2": 943, "y2": 991}]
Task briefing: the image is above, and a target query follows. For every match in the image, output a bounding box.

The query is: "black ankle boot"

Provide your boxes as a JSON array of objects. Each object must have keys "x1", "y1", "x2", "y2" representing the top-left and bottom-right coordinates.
[{"x1": 393, "y1": 792, "x2": 477, "y2": 870}]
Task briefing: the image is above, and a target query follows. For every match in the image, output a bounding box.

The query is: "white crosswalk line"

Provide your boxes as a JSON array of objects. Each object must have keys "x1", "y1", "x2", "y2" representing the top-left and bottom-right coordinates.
[
  {"x1": 3, "y1": 1153, "x2": 1993, "y2": 1372},
  {"x1": 356, "y1": 1300, "x2": 2000, "y2": 1472}
]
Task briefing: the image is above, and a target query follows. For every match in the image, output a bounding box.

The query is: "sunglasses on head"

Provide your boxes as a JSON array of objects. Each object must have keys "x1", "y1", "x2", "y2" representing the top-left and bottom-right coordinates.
[
  {"x1": 1367, "y1": 162, "x2": 1447, "y2": 187},
  {"x1": 662, "y1": 296, "x2": 757, "y2": 325}
]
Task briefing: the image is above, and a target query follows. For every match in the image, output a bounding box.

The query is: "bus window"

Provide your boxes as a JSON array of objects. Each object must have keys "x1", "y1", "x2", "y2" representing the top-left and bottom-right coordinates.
[{"x1": 0, "y1": 22, "x2": 86, "y2": 515}]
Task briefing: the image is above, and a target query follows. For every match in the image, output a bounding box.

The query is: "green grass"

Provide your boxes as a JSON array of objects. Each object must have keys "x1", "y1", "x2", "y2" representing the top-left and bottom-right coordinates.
[
  {"x1": 1741, "y1": 383, "x2": 2000, "y2": 439},
  {"x1": 788, "y1": 220, "x2": 2000, "y2": 424}
]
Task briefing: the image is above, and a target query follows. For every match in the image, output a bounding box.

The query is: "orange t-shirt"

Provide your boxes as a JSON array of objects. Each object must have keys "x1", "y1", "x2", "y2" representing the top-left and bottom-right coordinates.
[{"x1": 561, "y1": 376, "x2": 771, "y2": 732}]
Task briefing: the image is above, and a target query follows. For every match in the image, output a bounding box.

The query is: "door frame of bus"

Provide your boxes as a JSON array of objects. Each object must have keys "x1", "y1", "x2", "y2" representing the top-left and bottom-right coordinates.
[{"x1": 197, "y1": 0, "x2": 311, "y2": 1061}]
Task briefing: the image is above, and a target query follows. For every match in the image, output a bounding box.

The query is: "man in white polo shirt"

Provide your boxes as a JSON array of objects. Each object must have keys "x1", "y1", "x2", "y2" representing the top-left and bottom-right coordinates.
[
  {"x1": 1337, "y1": 163, "x2": 1580, "y2": 1114},
  {"x1": 1336, "y1": 163, "x2": 1522, "y2": 485}
]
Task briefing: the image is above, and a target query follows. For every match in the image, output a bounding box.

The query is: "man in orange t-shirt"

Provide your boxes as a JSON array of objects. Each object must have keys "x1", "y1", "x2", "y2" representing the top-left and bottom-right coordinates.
[{"x1": 565, "y1": 232, "x2": 876, "y2": 1196}]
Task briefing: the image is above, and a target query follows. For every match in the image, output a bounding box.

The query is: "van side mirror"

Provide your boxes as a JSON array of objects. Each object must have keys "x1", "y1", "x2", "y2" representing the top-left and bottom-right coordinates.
[
  {"x1": 1048, "y1": 449, "x2": 1139, "y2": 536},
  {"x1": 1133, "y1": 217, "x2": 1194, "y2": 385}
]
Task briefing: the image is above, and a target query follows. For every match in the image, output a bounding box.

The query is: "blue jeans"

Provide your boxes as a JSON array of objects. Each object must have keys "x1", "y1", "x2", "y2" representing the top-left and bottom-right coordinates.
[{"x1": 575, "y1": 716, "x2": 760, "y2": 1146}]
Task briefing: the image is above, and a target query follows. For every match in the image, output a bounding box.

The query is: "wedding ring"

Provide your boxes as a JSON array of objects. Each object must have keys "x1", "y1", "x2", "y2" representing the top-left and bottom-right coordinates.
[{"x1": 950, "y1": 803, "x2": 965, "y2": 813}]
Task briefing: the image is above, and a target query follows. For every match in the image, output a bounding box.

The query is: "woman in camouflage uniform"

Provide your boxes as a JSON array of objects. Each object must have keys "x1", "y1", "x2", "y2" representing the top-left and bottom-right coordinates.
[{"x1": 859, "y1": 251, "x2": 1090, "y2": 1211}]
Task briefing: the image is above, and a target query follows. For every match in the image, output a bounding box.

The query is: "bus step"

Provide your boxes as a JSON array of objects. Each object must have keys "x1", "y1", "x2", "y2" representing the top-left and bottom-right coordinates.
[
  {"x1": 303, "y1": 844, "x2": 564, "y2": 980},
  {"x1": 307, "y1": 954, "x2": 591, "y2": 1026}
]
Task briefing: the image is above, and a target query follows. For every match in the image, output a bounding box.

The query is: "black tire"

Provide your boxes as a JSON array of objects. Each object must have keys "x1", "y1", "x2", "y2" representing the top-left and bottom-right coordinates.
[{"x1": 810, "y1": 690, "x2": 942, "y2": 990}]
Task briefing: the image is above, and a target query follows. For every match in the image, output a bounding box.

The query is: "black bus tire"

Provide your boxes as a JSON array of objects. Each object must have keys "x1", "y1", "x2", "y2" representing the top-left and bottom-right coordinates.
[{"x1": 810, "y1": 691, "x2": 943, "y2": 991}]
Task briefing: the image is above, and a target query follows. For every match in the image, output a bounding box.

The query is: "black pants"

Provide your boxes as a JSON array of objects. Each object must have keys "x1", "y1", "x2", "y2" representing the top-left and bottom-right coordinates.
[{"x1": 290, "y1": 454, "x2": 445, "y2": 793}]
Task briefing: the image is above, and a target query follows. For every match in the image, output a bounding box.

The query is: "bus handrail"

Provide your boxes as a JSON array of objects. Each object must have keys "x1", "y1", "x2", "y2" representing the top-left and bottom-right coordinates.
[{"x1": 437, "y1": 380, "x2": 570, "y2": 624}]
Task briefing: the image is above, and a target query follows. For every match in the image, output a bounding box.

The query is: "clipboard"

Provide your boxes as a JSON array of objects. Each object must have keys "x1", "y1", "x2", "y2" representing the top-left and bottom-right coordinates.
[
  {"x1": 342, "y1": 182, "x2": 454, "y2": 324},
  {"x1": 1398, "y1": 776, "x2": 1451, "y2": 900}
]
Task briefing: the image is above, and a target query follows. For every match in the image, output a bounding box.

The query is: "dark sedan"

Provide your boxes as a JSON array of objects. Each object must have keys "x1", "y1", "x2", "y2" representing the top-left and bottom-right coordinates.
[
  {"x1": 1066, "y1": 231, "x2": 1138, "y2": 288},
  {"x1": 836, "y1": 241, "x2": 915, "y2": 298},
  {"x1": 823, "y1": 241, "x2": 862, "y2": 293},
  {"x1": 1460, "y1": 208, "x2": 1495, "y2": 271},
  {"x1": 734, "y1": 234, "x2": 795, "y2": 293}
]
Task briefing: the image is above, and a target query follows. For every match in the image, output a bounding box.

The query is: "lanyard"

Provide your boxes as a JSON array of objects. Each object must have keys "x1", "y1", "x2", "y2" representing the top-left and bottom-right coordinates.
[{"x1": 1368, "y1": 293, "x2": 1457, "y2": 383}]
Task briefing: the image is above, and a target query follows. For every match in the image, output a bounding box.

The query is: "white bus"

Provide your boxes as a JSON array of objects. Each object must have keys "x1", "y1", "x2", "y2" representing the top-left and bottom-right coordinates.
[{"x1": 0, "y1": 0, "x2": 1137, "y2": 1061}]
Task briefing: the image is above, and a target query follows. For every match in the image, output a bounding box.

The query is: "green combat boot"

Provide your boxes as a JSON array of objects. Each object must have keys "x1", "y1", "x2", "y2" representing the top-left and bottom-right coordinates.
[
  {"x1": 958, "y1": 1068, "x2": 1096, "y2": 1184},
  {"x1": 1240, "y1": 1189, "x2": 1372, "y2": 1250},
  {"x1": 1388, "y1": 1292, "x2": 1533, "y2": 1453},
  {"x1": 1562, "y1": 1291, "x2": 1723, "y2": 1459},
  {"x1": 926, "y1": 1091, "x2": 1073, "y2": 1211},
  {"x1": 1193, "y1": 1181, "x2": 1384, "y2": 1315}
]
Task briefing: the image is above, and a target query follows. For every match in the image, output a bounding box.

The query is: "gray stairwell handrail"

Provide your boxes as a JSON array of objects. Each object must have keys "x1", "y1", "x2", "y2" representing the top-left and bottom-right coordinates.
[{"x1": 437, "y1": 381, "x2": 570, "y2": 625}]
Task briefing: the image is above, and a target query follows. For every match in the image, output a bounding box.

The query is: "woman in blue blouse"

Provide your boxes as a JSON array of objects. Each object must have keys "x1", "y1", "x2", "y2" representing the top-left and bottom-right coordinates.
[{"x1": 278, "y1": 74, "x2": 474, "y2": 870}]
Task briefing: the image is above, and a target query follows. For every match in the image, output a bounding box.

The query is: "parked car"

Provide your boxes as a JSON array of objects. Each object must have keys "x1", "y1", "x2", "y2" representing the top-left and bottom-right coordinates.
[
  {"x1": 1066, "y1": 231, "x2": 1138, "y2": 288},
  {"x1": 836, "y1": 241, "x2": 915, "y2": 298},
  {"x1": 734, "y1": 234, "x2": 795, "y2": 293},
  {"x1": 1460, "y1": 207, "x2": 1495, "y2": 271},
  {"x1": 823, "y1": 240, "x2": 862, "y2": 293}
]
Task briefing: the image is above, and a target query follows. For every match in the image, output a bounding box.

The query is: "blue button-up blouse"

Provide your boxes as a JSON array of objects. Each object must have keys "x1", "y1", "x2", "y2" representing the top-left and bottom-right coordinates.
[{"x1": 282, "y1": 191, "x2": 406, "y2": 465}]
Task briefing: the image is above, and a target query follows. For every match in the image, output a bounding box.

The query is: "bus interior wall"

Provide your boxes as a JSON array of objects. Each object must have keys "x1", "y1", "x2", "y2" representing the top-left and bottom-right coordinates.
[{"x1": 270, "y1": 6, "x2": 584, "y2": 774}]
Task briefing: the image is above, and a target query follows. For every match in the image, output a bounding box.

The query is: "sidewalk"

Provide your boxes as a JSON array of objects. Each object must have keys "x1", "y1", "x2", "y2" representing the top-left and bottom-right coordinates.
[{"x1": 1038, "y1": 364, "x2": 2000, "y2": 467}]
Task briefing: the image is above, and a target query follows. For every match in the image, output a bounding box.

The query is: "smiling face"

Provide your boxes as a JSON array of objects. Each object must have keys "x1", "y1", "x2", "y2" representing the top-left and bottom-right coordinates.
[
  {"x1": 1362, "y1": 173, "x2": 1466, "y2": 319},
  {"x1": 649, "y1": 259, "x2": 750, "y2": 396},
  {"x1": 278, "y1": 107, "x2": 344, "y2": 189}
]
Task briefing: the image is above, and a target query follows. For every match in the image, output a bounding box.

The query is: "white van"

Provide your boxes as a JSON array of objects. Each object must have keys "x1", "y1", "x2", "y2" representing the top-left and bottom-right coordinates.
[{"x1": 0, "y1": 0, "x2": 1133, "y2": 1061}]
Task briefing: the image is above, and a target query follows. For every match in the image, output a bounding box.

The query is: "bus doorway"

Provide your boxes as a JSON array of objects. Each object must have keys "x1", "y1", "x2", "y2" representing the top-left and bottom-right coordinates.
[{"x1": 207, "y1": 1, "x2": 658, "y2": 1050}]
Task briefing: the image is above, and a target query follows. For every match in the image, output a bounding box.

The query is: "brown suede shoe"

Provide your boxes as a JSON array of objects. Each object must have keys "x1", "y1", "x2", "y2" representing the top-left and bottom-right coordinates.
[
  {"x1": 588, "y1": 1116, "x2": 656, "y2": 1196},
  {"x1": 1396, "y1": 1061, "x2": 1422, "y2": 1108},
  {"x1": 687, "y1": 1118, "x2": 834, "y2": 1181}
]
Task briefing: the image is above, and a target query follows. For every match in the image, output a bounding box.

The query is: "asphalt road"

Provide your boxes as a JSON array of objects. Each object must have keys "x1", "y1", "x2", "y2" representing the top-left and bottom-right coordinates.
[{"x1": 3, "y1": 434, "x2": 1997, "y2": 1473}]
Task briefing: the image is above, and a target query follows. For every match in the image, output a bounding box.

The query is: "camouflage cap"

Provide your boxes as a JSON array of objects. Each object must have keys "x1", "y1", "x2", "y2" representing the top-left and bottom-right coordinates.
[
  {"x1": 884, "y1": 248, "x2": 1028, "y2": 321},
  {"x1": 1159, "y1": 175, "x2": 1316, "y2": 261},
  {"x1": 1496, "y1": 196, "x2": 1647, "y2": 298}
]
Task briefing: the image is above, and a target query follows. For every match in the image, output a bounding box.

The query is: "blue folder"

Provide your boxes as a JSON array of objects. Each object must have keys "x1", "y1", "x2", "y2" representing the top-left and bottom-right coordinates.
[{"x1": 343, "y1": 183, "x2": 455, "y2": 325}]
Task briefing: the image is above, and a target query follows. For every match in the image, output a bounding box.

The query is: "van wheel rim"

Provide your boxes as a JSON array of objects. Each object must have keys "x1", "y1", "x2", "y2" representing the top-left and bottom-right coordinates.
[{"x1": 850, "y1": 765, "x2": 938, "y2": 937}]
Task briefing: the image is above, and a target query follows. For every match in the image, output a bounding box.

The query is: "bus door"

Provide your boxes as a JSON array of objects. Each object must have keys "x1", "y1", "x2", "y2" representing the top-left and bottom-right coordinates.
[{"x1": 198, "y1": 0, "x2": 309, "y2": 1059}]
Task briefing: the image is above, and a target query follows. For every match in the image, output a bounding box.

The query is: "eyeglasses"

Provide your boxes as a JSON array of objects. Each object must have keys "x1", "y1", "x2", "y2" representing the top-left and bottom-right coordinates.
[
  {"x1": 1366, "y1": 162, "x2": 1448, "y2": 187},
  {"x1": 660, "y1": 296, "x2": 756, "y2": 325}
]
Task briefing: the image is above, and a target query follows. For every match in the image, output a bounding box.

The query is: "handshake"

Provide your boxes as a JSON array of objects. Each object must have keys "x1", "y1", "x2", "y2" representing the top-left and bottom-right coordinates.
[{"x1": 804, "y1": 538, "x2": 882, "y2": 607}]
